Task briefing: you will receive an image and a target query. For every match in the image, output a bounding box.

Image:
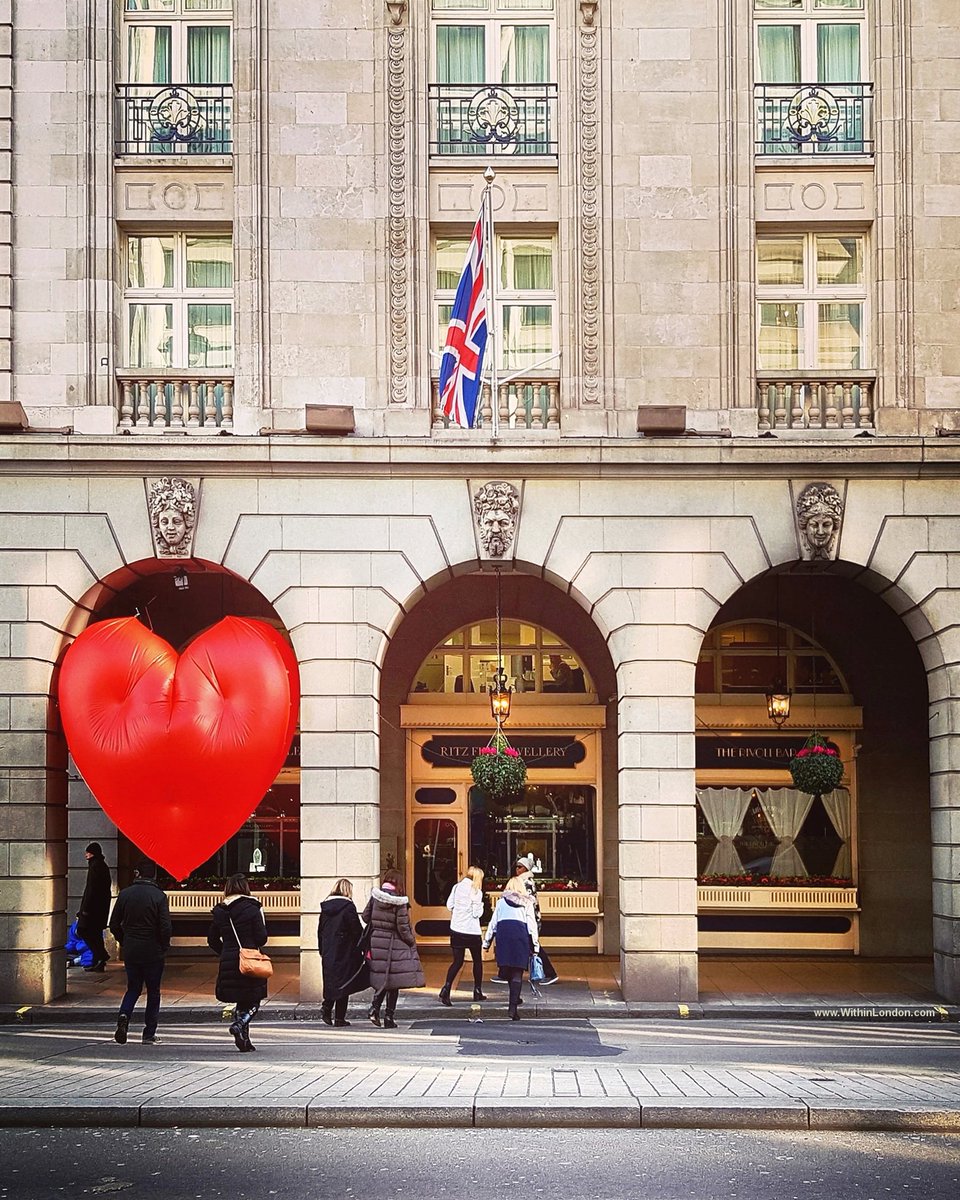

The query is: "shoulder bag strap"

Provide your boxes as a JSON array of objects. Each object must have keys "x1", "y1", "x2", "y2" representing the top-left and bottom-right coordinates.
[{"x1": 227, "y1": 914, "x2": 245, "y2": 950}]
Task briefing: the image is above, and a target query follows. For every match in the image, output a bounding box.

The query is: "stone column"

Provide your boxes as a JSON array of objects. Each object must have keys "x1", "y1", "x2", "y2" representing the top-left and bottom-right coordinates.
[{"x1": 928, "y1": 664, "x2": 960, "y2": 1003}]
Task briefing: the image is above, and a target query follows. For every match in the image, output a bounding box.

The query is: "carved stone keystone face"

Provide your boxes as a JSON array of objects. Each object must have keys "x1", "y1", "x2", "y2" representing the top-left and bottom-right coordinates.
[
  {"x1": 148, "y1": 476, "x2": 198, "y2": 559},
  {"x1": 474, "y1": 480, "x2": 520, "y2": 560},
  {"x1": 796, "y1": 482, "x2": 843, "y2": 562}
]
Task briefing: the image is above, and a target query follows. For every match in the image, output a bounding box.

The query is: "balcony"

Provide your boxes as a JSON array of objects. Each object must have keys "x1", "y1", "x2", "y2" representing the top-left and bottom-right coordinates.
[
  {"x1": 431, "y1": 375, "x2": 560, "y2": 431},
  {"x1": 116, "y1": 370, "x2": 234, "y2": 432},
  {"x1": 756, "y1": 370, "x2": 876, "y2": 432},
  {"x1": 428, "y1": 83, "x2": 558, "y2": 158},
  {"x1": 755, "y1": 83, "x2": 873, "y2": 156},
  {"x1": 115, "y1": 83, "x2": 233, "y2": 156}
]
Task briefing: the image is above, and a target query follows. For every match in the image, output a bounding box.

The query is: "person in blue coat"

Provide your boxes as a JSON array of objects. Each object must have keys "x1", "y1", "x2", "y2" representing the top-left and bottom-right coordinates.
[{"x1": 481, "y1": 875, "x2": 539, "y2": 1021}]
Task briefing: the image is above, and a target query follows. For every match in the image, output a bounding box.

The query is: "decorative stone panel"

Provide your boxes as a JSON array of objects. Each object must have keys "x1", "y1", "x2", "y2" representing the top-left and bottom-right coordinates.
[
  {"x1": 114, "y1": 169, "x2": 233, "y2": 223},
  {"x1": 755, "y1": 168, "x2": 874, "y2": 224}
]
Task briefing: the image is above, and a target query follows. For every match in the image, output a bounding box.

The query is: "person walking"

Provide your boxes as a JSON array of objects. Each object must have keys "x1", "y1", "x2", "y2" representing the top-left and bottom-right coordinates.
[
  {"x1": 438, "y1": 865, "x2": 486, "y2": 1006},
  {"x1": 515, "y1": 853, "x2": 559, "y2": 985},
  {"x1": 318, "y1": 878, "x2": 368, "y2": 1027},
  {"x1": 77, "y1": 842, "x2": 112, "y2": 973},
  {"x1": 207, "y1": 873, "x2": 269, "y2": 1053},
  {"x1": 362, "y1": 868, "x2": 424, "y2": 1029},
  {"x1": 108, "y1": 860, "x2": 172, "y2": 1045},
  {"x1": 482, "y1": 874, "x2": 540, "y2": 1020}
]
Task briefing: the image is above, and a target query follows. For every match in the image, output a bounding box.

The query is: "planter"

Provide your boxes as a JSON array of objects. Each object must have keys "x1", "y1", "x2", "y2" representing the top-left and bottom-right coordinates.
[{"x1": 789, "y1": 732, "x2": 844, "y2": 795}]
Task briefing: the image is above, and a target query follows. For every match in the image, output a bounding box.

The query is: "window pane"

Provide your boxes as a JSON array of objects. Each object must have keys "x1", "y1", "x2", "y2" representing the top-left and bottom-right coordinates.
[
  {"x1": 187, "y1": 302, "x2": 233, "y2": 368},
  {"x1": 502, "y1": 304, "x2": 552, "y2": 367},
  {"x1": 720, "y1": 654, "x2": 779, "y2": 692},
  {"x1": 128, "y1": 304, "x2": 173, "y2": 368},
  {"x1": 184, "y1": 0, "x2": 233, "y2": 10},
  {"x1": 501, "y1": 25, "x2": 549, "y2": 85},
  {"x1": 757, "y1": 237, "x2": 804, "y2": 286},
  {"x1": 758, "y1": 303, "x2": 802, "y2": 370},
  {"x1": 817, "y1": 302, "x2": 861, "y2": 369},
  {"x1": 498, "y1": 0, "x2": 553, "y2": 10},
  {"x1": 127, "y1": 236, "x2": 174, "y2": 288},
  {"x1": 501, "y1": 238, "x2": 553, "y2": 290},
  {"x1": 755, "y1": 1, "x2": 802, "y2": 7},
  {"x1": 413, "y1": 651, "x2": 465, "y2": 693},
  {"x1": 187, "y1": 25, "x2": 232, "y2": 84},
  {"x1": 815, "y1": 0, "x2": 862, "y2": 9},
  {"x1": 433, "y1": 0, "x2": 487, "y2": 8},
  {"x1": 436, "y1": 303, "x2": 453, "y2": 351},
  {"x1": 542, "y1": 652, "x2": 586, "y2": 693},
  {"x1": 125, "y1": 0, "x2": 174, "y2": 10},
  {"x1": 816, "y1": 236, "x2": 863, "y2": 286},
  {"x1": 126, "y1": 26, "x2": 172, "y2": 84},
  {"x1": 757, "y1": 25, "x2": 800, "y2": 83},
  {"x1": 413, "y1": 819, "x2": 458, "y2": 908},
  {"x1": 436, "y1": 238, "x2": 469, "y2": 289},
  {"x1": 817, "y1": 23, "x2": 860, "y2": 83},
  {"x1": 186, "y1": 235, "x2": 233, "y2": 288},
  {"x1": 436, "y1": 25, "x2": 485, "y2": 84},
  {"x1": 718, "y1": 623, "x2": 779, "y2": 648}
]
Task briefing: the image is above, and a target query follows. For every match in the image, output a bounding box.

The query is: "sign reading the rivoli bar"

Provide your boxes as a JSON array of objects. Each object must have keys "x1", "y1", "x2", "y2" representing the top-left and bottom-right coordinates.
[
  {"x1": 696, "y1": 735, "x2": 806, "y2": 771},
  {"x1": 421, "y1": 735, "x2": 587, "y2": 769}
]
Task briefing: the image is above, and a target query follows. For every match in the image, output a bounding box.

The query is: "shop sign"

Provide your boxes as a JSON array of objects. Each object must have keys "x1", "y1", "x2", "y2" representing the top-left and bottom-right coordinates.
[
  {"x1": 421, "y1": 735, "x2": 587, "y2": 769},
  {"x1": 284, "y1": 734, "x2": 300, "y2": 768},
  {"x1": 696, "y1": 735, "x2": 807, "y2": 771}
]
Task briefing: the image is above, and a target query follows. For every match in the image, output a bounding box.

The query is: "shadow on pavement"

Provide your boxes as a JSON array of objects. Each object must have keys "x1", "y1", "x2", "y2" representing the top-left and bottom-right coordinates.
[{"x1": 413, "y1": 1017, "x2": 624, "y2": 1057}]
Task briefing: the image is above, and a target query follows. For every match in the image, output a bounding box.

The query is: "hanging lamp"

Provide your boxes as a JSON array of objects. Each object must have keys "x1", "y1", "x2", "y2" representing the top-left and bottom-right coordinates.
[{"x1": 766, "y1": 573, "x2": 791, "y2": 727}]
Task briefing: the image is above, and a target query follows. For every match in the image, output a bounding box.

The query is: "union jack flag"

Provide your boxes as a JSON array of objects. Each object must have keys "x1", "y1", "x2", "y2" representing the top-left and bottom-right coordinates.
[{"x1": 438, "y1": 213, "x2": 487, "y2": 429}]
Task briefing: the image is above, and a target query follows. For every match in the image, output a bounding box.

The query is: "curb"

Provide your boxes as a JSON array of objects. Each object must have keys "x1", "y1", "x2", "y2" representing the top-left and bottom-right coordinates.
[{"x1": 0, "y1": 1097, "x2": 957, "y2": 1132}]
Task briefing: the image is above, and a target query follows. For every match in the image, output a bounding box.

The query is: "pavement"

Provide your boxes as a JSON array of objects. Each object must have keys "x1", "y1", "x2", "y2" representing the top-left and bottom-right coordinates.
[{"x1": 1, "y1": 954, "x2": 958, "y2": 1133}]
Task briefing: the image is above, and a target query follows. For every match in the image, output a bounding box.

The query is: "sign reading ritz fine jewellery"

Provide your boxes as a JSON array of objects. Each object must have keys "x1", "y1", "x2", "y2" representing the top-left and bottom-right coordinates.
[
  {"x1": 696, "y1": 736, "x2": 807, "y2": 771},
  {"x1": 421, "y1": 736, "x2": 587, "y2": 769}
]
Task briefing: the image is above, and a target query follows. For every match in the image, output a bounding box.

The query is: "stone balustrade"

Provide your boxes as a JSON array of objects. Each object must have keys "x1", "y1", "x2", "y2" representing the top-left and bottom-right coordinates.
[
  {"x1": 116, "y1": 371, "x2": 234, "y2": 432},
  {"x1": 756, "y1": 371, "x2": 876, "y2": 432},
  {"x1": 431, "y1": 376, "x2": 560, "y2": 431}
]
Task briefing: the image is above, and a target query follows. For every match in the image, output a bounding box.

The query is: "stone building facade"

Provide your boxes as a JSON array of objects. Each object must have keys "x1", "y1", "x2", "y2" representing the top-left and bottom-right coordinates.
[{"x1": 1, "y1": 2, "x2": 959, "y2": 1005}]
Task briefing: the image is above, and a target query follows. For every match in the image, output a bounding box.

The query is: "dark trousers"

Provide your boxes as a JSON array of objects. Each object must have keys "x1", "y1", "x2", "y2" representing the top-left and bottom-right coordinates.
[
  {"x1": 505, "y1": 966, "x2": 525, "y2": 1014},
  {"x1": 77, "y1": 923, "x2": 106, "y2": 964},
  {"x1": 322, "y1": 995, "x2": 348, "y2": 1023},
  {"x1": 444, "y1": 935, "x2": 483, "y2": 990},
  {"x1": 119, "y1": 959, "x2": 164, "y2": 1037},
  {"x1": 371, "y1": 987, "x2": 398, "y2": 1018}
]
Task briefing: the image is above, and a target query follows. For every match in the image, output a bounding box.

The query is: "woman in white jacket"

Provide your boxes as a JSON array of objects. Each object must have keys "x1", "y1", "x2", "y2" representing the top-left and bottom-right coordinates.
[{"x1": 438, "y1": 865, "x2": 487, "y2": 1006}]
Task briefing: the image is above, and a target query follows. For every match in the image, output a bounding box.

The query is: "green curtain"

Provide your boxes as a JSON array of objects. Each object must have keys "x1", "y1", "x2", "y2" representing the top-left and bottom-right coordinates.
[
  {"x1": 501, "y1": 25, "x2": 548, "y2": 84},
  {"x1": 817, "y1": 23, "x2": 860, "y2": 82},
  {"x1": 127, "y1": 26, "x2": 171, "y2": 84},
  {"x1": 187, "y1": 25, "x2": 232, "y2": 84},
  {"x1": 502, "y1": 304, "x2": 551, "y2": 368},
  {"x1": 436, "y1": 25, "x2": 485, "y2": 84},
  {"x1": 757, "y1": 25, "x2": 800, "y2": 83},
  {"x1": 186, "y1": 236, "x2": 233, "y2": 288},
  {"x1": 504, "y1": 241, "x2": 552, "y2": 290}
]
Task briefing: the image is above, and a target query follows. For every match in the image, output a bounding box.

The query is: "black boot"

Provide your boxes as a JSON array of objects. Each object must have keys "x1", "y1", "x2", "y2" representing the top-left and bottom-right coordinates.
[
  {"x1": 321, "y1": 1002, "x2": 333, "y2": 1026},
  {"x1": 438, "y1": 983, "x2": 452, "y2": 1007},
  {"x1": 473, "y1": 987, "x2": 487, "y2": 1001}
]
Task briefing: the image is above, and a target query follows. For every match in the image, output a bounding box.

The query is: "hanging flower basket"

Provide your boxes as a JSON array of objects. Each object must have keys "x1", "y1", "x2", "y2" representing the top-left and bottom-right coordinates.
[
  {"x1": 789, "y1": 732, "x2": 844, "y2": 796},
  {"x1": 471, "y1": 735, "x2": 527, "y2": 798}
]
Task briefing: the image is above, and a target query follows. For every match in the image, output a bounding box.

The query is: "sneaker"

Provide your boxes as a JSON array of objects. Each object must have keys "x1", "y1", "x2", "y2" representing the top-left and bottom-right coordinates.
[
  {"x1": 114, "y1": 1014, "x2": 128, "y2": 1045},
  {"x1": 141, "y1": 1034, "x2": 160, "y2": 1045}
]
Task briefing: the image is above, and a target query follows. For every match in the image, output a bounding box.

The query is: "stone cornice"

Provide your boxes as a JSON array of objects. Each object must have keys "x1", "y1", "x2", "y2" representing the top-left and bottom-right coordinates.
[{"x1": 4, "y1": 436, "x2": 960, "y2": 480}]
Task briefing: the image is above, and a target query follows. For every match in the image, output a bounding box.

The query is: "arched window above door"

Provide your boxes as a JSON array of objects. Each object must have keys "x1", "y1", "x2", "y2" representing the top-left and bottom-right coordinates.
[
  {"x1": 696, "y1": 620, "x2": 848, "y2": 696},
  {"x1": 411, "y1": 619, "x2": 592, "y2": 697}
]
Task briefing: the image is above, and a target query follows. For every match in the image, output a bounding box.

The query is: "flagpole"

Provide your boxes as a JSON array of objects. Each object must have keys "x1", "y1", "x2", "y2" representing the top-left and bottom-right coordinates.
[{"x1": 482, "y1": 165, "x2": 498, "y2": 438}]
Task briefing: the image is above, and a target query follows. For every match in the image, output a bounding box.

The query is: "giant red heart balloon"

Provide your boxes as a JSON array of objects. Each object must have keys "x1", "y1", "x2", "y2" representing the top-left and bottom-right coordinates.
[{"x1": 59, "y1": 616, "x2": 299, "y2": 881}]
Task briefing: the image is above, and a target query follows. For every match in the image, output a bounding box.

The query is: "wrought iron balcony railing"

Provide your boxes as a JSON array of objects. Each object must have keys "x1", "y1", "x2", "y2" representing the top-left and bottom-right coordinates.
[
  {"x1": 755, "y1": 82, "x2": 874, "y2": 156},
  {"x1": 756, "y1": 370, "x2": 875, "y2": 432},
  {"x1": 115, "y1": 83, "x2": 233, "y2": 156},
  {"x1": 116, "y1": 370, "x2": 234, "y2": 431},
  {"x1": 428, "y1": 82, "x2": 558, "y2": 157},
  {"x1": 431, "y1": 375, "x2": 560, "y2": 430}
]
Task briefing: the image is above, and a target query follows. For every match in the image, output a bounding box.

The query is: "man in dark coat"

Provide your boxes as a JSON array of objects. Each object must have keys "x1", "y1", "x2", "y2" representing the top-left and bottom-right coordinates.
[
  {"x1": 108, "y1": 860, "x2": 172, "y2": 1045},
  {"x1": 76, "y1": 842, "x2": 112, "y2": 972}
]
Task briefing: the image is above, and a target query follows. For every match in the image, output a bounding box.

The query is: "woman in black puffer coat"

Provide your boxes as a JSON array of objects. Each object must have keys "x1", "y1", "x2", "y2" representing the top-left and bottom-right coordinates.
[
  {"x1": 361, "y1": 868, "x2": 424, "y2": 1029},
  {"x1": 207, "y1": 874, "x2": 268, "y2": 1052}
]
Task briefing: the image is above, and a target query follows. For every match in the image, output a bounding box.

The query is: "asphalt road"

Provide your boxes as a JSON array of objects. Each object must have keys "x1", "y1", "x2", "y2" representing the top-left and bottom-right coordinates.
[{"x1": 1, "y1": 1127, "x2": 958, "y2": 1199}]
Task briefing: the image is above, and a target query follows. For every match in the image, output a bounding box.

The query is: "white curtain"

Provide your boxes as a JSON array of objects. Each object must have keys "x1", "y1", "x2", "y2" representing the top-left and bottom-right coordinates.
[
  {"x1": 696, "y1": 787, "x2": 752, "y2": 876},
  {"x1": 756, "y1": 786, "x2": 813, "y2": 877},
  {"x1": 821, "y1": 787, "x2": 852, "y2": 879}
]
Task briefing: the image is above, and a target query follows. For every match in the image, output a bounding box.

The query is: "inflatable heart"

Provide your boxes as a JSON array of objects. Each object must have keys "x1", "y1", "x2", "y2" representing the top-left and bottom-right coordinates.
[{"x1": 59, "y1": 616, "x2": 299, "y2": 881}]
